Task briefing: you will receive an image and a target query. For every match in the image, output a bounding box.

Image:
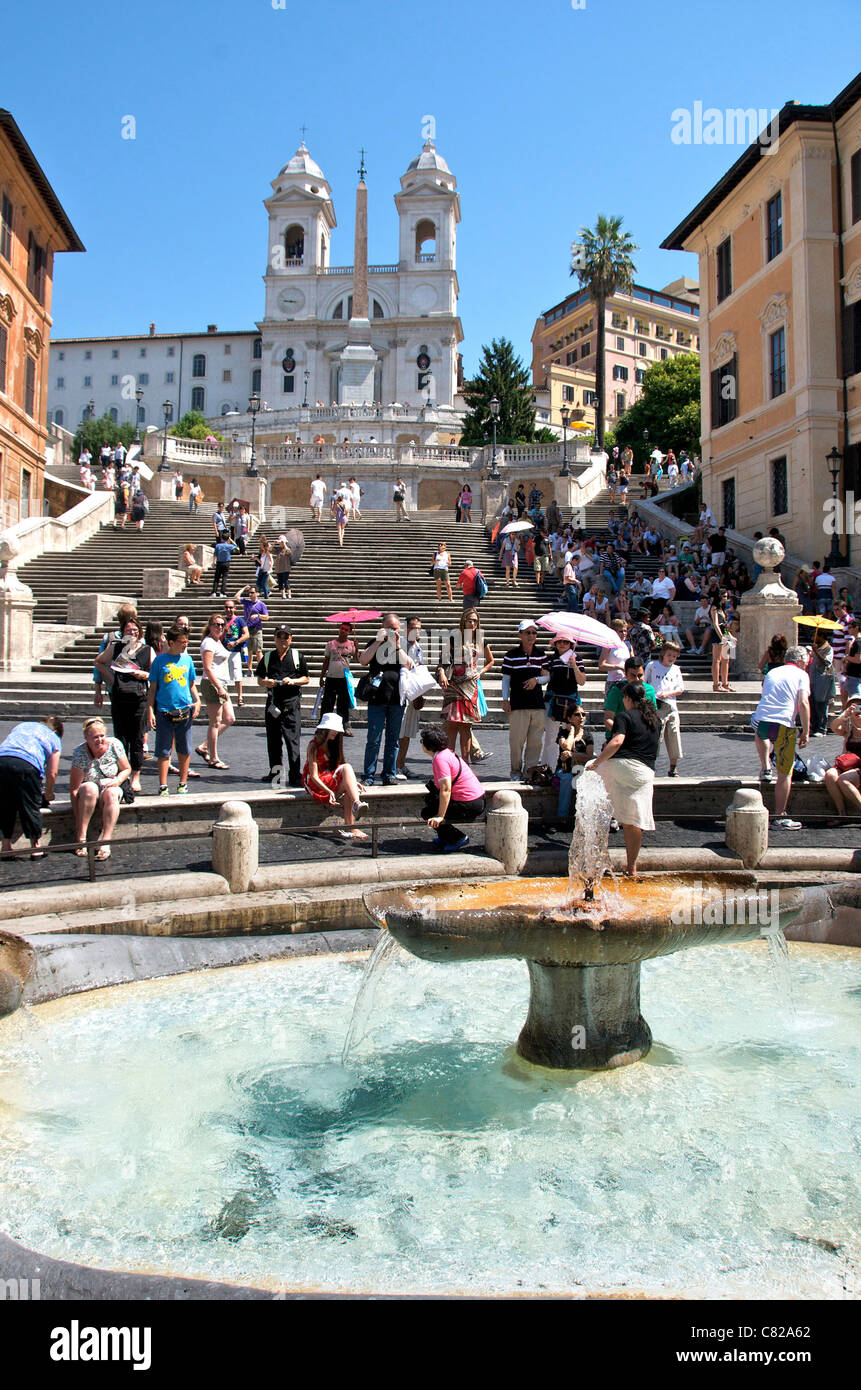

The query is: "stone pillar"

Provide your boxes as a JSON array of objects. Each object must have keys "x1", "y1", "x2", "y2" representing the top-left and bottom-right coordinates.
[
  {"x1": 518, "y1": 959, "x2": 652, "y2": 1070},
  {"x1": 211, "y1": 801, "x2": 259, "y2": 894},
  {"x1": 0, "y1": 533, "x2": 36, "y2": 674},
  {"x1": 725, "y1": 787, "x2": 769, "y2": 868},
  {"x1": 481, "y1": 477, "x2": 507, "y2": 525},
  {"x1": 737, "y1": 538, "x2": 801, "y2": 678},
  {"x1": 484, "y1": 789, "x2": 529, "y2": 874}
]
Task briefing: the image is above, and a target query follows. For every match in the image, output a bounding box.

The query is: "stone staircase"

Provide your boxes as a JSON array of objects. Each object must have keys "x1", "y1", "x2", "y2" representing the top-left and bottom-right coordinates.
[{"x1": 1, "y1": 497, "x2": 759, "y2": 729}]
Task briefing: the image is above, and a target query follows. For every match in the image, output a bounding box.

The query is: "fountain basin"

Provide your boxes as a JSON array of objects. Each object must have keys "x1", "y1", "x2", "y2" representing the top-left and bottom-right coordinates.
[{"x1": 365, "y1": 875, "x2": 807, "y2": 1069}]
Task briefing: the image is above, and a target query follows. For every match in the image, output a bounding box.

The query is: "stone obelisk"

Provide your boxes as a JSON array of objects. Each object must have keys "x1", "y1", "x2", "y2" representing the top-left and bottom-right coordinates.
[{"x1": 339, "y1": 150, "x2": 378, "y2": 404}]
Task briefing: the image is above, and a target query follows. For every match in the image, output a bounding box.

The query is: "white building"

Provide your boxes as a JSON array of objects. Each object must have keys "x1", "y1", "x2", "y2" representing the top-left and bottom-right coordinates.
[{"x1": 48, "y1": 138, "x2": 465, "y2": 445}]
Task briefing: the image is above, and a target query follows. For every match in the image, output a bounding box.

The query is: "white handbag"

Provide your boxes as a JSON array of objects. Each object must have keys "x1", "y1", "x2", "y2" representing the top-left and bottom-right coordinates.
[{"x1": 399, "y1": 663, "x2": 438, "y2": 706}]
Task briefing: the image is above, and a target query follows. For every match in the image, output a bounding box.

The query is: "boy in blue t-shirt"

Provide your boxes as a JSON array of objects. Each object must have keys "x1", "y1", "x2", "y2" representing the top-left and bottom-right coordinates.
[{"x1": 148, "y1": 625, "x2": 200, "y2": 795}]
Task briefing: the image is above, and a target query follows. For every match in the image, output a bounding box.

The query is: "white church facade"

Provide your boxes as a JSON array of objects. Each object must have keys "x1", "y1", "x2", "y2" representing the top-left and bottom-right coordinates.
[{"x1": 47, "y1": 140, "x2": 465, "y2": 446}]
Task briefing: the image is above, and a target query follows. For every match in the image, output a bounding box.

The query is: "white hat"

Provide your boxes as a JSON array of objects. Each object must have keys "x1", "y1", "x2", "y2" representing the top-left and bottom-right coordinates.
[
  {"x1": 316, "y1": 712, "x2": 344, "y2": 734},
  {"x1": 518, "y1": 619, "x2": 539, "y2": 633}
]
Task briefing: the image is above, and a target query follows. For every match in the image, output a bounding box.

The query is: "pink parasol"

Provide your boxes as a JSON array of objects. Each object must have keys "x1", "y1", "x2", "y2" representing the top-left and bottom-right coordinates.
[
  {"x1": 326, "y1": 608, "x2": 382, "y2": 624},
  {"x1": 537, "y1": 611, "x2": 620, "y2": 650}
]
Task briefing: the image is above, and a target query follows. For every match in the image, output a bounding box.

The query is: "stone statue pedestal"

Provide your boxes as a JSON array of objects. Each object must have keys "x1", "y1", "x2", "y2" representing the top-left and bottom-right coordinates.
[
  {"x1": 0, "y1": 533, "x2": 36, "y2": 674},
  {"x1": 737, "y1": 538, "x2": 801, "y2": 679}
]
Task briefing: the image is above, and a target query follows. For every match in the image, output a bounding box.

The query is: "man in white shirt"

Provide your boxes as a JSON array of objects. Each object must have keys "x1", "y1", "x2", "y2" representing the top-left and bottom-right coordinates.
[
  {"x1": 686, "y1": 601, "x2": 713, "y2": 654},
  {"x1": 814, "y1": 563, "x2": 836, "y2": 616},
  {"x1": 349, "y1": 476, "x2": 362, "y2": 520},
  {"x1": 309, "y1": 474, "x2": 327, "y2": 523},
  {"x1": 752, "y1": 646, "x2": 810, "y2": 829},
  {"x1": 645, "y1": 641, "x2": 685, "y2": 775}
]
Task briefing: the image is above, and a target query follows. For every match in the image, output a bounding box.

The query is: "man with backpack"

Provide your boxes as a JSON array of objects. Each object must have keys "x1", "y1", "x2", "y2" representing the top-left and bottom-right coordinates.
[
  {"x1": 257, "y1": 624, "x2": 310, "y2": 785},
  {"x1": 457, "y1": 561, "x2": 487, "y2": 612}
]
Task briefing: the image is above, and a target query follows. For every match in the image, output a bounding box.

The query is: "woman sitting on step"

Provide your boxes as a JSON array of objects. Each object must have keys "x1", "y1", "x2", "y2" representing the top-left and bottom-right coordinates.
[
  {"x1": 69, "y1": 718, "x2": 132, "y2": 862},
  {"x1": 302, "y1": 713, "x2": 369, "y2": 840}
]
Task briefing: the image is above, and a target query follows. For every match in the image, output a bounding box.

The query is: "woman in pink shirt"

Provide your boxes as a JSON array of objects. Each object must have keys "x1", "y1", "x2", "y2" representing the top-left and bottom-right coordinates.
[{"x1": 420, "y1": 724, "x2": 486, "y2": 852}]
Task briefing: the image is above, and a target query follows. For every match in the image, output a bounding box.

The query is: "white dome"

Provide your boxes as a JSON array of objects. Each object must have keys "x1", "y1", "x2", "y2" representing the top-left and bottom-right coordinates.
[
  {"x1": 278, "y1": 142, "x2": 326, "y2": 180},
  {"x1": 406, "y1": 139, "x2": 451, "y2": 175}
]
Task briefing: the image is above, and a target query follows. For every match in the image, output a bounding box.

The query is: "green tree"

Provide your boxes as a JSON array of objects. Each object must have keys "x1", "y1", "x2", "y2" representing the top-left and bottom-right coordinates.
[
  {"x1": 571, "y1": 215, "x2": 638, "y2": 450},
  {"x1": 169, "y1": 410, "x2": 224, "y2": 442},
  {"x1": 72, "y1": 414, "x2": 136, "y2": 462},
  {"x1": 614, "y1": 354, "x2": 701, "y2": 462},
  {"x1": 459, "y1": 338, "x2": 541, "y2": 446}
]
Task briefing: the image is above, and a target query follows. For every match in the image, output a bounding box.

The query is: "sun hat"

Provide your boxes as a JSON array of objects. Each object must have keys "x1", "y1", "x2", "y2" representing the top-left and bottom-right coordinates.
[
  {"x1": 518, "y1": 619, "x2": 539, "y2": 633},
  {"x1": 316, "y1": 712, "x2": 344, "y2": 734}
]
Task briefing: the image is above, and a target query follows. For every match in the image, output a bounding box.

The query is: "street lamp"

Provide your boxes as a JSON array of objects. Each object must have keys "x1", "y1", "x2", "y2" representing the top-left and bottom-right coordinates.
[
  {"x1": 247, "y1": 393, "x2": 261, "y2": 477},
  {"x1": 827, "y1": 445, "x2": 844, "y2": 566},
  {"x1": 302, "y1": 368, "x2": 310, "y2": 408},
  {"x1": 489, "y1": 395, "x2": 501, "y2": 479},
  {"x1": 642, "y1": 428, "x2": 649, "y2": 470},
  {"x1": 134, "y1": 387, "x2": 144, "y2": 445},
  {"x1": 559, "y1": 405, "x2": 570, "y2": 478},
  {"x1": 159, "y1": 400, "x2": 172, "y2": 471}
]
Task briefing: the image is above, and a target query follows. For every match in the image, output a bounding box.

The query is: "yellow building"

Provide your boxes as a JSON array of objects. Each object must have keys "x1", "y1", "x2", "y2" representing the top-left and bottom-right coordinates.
[
  {"x1": 0, "y1": 110, "x2": 83, "y2": 525},
  {"x1": 531, "y1": 278, "x2": 699, "y2": 437},
  {"x1": 662, "y1": 71, "x2": 861, "y2": 566}
]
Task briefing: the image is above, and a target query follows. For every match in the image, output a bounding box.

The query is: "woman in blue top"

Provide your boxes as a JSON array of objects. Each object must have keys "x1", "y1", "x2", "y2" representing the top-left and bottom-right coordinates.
[{"x1": 0, "y1": 716, "x2": 63, "y2": 859}]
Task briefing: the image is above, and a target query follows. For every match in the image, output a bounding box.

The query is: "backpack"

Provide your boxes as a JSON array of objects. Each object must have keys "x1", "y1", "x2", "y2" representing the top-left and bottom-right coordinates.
[{"x1": 474, "y1": 570, "x2": 488, "y2": 600}]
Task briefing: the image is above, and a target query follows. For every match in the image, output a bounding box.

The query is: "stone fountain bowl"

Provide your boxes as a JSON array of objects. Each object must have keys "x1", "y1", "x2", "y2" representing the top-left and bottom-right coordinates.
[
  {"x1": 0, "y1": 930, "x2": 36, "y2": 1018},
  {"x1": 363, "y1": 875, "x2": 807, "y2": 1070}
]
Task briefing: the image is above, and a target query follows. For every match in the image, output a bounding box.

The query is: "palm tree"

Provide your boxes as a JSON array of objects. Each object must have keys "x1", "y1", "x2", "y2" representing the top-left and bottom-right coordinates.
[{"x1": 571, "y1": 216, "x2": 638, "y2": 450}]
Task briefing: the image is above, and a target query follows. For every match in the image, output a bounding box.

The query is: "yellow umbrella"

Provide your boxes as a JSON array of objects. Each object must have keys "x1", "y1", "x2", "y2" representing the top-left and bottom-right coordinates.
[
  {"x1": 569, "y1": 421, "x2": 592, "y2": 431},
  {"x1": 794, "y1": 614, "x2": 840, "y2": 630}
]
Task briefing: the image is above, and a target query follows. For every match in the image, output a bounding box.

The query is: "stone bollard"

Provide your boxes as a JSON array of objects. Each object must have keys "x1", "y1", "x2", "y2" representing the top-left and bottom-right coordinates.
[
  {"x1": 211, "y1": 801, "x2": 259, "y2": 894},
  {"x1": 725, "y1": 787, "x2": 769, "y2": 868},
  {"x1": 484, "y1": 789, "x2": 529, "y2": 875}
]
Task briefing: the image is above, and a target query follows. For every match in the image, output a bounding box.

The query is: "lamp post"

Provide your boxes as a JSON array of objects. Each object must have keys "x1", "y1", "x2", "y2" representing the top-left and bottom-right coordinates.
[
  {"x1": 302, "y1": 368, "x2": 310, "y2": 408},
  {"x1": 559, "y1": 406, "x2": 570, "y2": 477},
  {"x1": 642, "y1": 428, "x2": 649, "y2": 472},
  {"x1": 247, "y1": 393, "x2": 261, "y2": 477},
  {"x1": 489, "y1": 395, "x2": 501, "y2": 479},
  {"x1": 159, "y1": 400, "x2": 172, "y2": 471},
  {"x1": 134, "y1": 387, "x2": 144, "y2": 445},
  {"x1": 827, "y1": 445, "x2": 844, "y2": 566}
]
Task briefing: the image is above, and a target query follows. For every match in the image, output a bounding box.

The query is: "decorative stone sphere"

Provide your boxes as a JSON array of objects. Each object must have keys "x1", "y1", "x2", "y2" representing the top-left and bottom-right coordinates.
[
  {"x1": 752, "y1": 536, "x2": 784, "y2": 571},
  {"x1": 0, "y1": 531, "x2": 20, "y2": 567}
]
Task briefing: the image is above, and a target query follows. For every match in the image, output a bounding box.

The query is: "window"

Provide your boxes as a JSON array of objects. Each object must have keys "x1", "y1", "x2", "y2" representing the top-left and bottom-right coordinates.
[
  {"x1": 167, "y1": 346, "x2": 175, "y2": 357},
  {"x1": 284, "y1": 224, "x2": 304, "y2": 261},
  {"x1": 83, "y1": 375, "x2": 92, "y2": 388},
  {"x1": 0, "y1": 194, "x2": 12, "y2": 261},
  {"x1": 21, "y1": 468, "x2": 32, "y2": 520},
  {"x1": 224, "y1": 343, "x2": 231, "y2": 356},
  {"x1": 639, "y1": 342, "x2": 648, "y2": 357},
  {"x1": 635, "y1": 369, "x2": 645, "y2": 384},
  {"x1": 584, "y1": 390, "x2": 598, "y2": 406},
  {"x1": 769, "y1": 327, "x2": 786, "y2": 397},
  {"x1": 251, "y1": 368, "x2": 261, "y2": 393},
  {"x1": 56, "y1": 375, "x2": 65, "y2": 389},
  {"x1": 283, "y1": 374, "x2": 295, "y2": 393},
  {"x1": 716, "y1": 237, "x2": 732, "y2": 302},
  {"x1": 57, "y1": 351, "x2": 64, "y2": 361},
  {"x1": 843, "y1": 300, "x2": 861, "y2": 375},
  {"x1": 138, "y1": 373, "x2": 149, "y2": 386},
  {"x1": 26, "y1": 232, "x2": 47, "y2": 304},
  {"x1": 110, "y1": 374, "x2": 118, "y2": 386},
  {"x1": 562, "y1": 385, "x2": 575, "y2": 402},
  {"x1": 710, "y1": 355, "x2": 738, "y2": 428},
  {"x1": 851, "y1": 149, "x2": 861, "y2": 224},
  {"x1": 222, "y1": 369, "x2": 232, "y2": 382},
  {"x1": 611, "y1": 313, "x2": 628, "y2": 329},
  {"x1": 0, "y1": 325, "x2": 6, "y2": 392},
  {"x1": 771, "y1": 456, "x2": 788, "y2": 516},
  {"x1": 109, "y1": 407, "x2": 118, "y2": 423},
  {"x1": 111, "y1": 349, "x2": 119, "y2": 359},
  {"x1": 53, "y1": 408, "x2": 63, "y2": 427},
  {"x1": 24, "y1": 355, "x2": 36, "y2": 416},
  {"x1": 722, "y1": 478, "x2": 736, "y2": 529},
  {"x1": 660, "y1": 348, "x2": 668, "y2": 360},
  {"x1": 766, "y1": 192, "x2": 782, "y2": 261},
  {"x1": 612, "y1": 365, "x2": 629, "y2": 381},
  {"x1": 192, "y1": 354, "x2": 206, "y2": 377},
  {"x1": 137, "y1": 405, "x2": 146, "y2": 424},
  {"x1": 616, "y1": 336, "x2": 625, "y2": 351},
  {"x1": 84, "y1": 349, "x2": 92, "y2": 360},
  {"x1": 676, "y1": 330, "x2": 690, "y2": 346},
  {"x1": 616, "y1": 392, "x2": 626, "y2": 416},
  {"x1": 253, "y1": 337, "x2": 262, "y2": 360},
  {"x1": 580, "y1": 342, "x2": 591, "y2": 357},
  {"x1": 139, "y1": 347, "x2": 146, "y2": 358},
  {"x1": 566, "y1": 351, "x2": 577, "y2": 365},
  {"x1": 165, "y1": 371, "x2": 175, "y2": 384},
  {"x1": 635, "y1": 319, "x2": 650, "y2": 335},
  {"x1": 191, "y1": 387, "x2": 205, "y2": 411}
]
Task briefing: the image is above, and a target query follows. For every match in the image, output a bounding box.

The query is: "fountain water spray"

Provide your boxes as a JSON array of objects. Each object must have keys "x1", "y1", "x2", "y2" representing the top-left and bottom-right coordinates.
[{"x1": 567, "y1": 770, "x2": 614, "y2": 905}]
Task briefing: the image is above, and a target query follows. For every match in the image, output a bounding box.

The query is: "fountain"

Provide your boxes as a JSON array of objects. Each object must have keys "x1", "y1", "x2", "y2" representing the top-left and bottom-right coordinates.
[
  {"x1": 364, "y1": 773, "x2": 805, "y2": 1070},
  {"x1": 0, "y1": 930, "x2": 35, "y2": 1019}
]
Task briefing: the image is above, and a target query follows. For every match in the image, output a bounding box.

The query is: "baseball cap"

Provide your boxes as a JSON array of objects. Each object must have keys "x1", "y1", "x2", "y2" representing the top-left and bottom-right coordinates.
[
  {"x1": 274, "y1": 624, "x2": 291, "y2": 638},
  {"x1": 518, "y1": 620, "x2": 539, "y2": 633}
]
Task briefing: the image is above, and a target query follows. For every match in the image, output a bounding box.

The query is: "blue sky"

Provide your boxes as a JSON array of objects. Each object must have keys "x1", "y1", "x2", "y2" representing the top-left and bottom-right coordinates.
[{"x1": 5, "y1": 0, "x2": 857, "y2": 375}]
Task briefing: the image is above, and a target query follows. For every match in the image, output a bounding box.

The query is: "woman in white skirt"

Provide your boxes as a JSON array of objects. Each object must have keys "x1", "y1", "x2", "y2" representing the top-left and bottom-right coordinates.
[{"x1": 587, "y1": 681, "x2": 661, "y2": 876}]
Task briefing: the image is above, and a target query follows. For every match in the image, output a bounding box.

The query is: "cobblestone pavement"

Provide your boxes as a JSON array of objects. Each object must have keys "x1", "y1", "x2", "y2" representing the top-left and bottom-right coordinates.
[{"x1": 0, "y1": 718, "x2": 857, "y2": 894}]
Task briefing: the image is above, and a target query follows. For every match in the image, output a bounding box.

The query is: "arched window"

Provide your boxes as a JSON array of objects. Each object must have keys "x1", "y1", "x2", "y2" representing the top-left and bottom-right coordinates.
[
  {"x1": 331, "y1": 295, "x2": 354, "y2": 319},
  {"x1": 137, "y1": 405, "x2": 146, "y2": 424},
  {"x1": 109, "y1": 407, "x2": 118, "y2": 423},
  {"x1": 251, "y1": 368, "x2": 261, "y2": 394},
  {"x1": 415, "y1": 219, "x2": 436, "y2": 262},
  {"x1": 284, "y1": 224, "x2": 304, "y2": 262},
  {"x1": 191, "y1": 387, "x2": 205, "y2": 411},
  {"x1": 221, "y1": 403, "x2": 234, "y2": 415},
  {"x1": 252, "y1": 337, "x2": 262, "y2": 360},
  {"x1": 332, "y1": 300, "x2": 343, "y2": 319},
  {"x1": 53, "y1": 408, "x2": 64, "y2": 427},
  {"x1": 372, "y1": 299, "x2": 385, "y2": 319},
  {"x1": 192, "y1": 354, "x2": 206, "y2": 378}
]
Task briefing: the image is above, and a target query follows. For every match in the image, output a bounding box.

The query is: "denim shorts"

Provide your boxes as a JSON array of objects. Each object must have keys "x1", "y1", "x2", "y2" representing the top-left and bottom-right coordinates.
[{"x1": 155, "y1": 708, "x2": 193, "y2": 759}]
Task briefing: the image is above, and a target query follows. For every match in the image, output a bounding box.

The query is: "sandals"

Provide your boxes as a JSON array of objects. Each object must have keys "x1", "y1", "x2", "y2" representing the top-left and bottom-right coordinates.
[
  {"x1": 95, "y1": 847, "x2": 111, "y2": 862},
  {"x1": 339, "y1": 828, "x2": 368, "y2": 840},
  {"x1": 74, "y1": 844, "x2": 88, "y2": 857},
  {"x1": 210, "y1": 760, "x2": 230, "y2": 770},
  {"x1": 195, "y1": 746, "x2": 211, "y2": 763},
  {"x1": 237, "y1": 697, "x2": 245, "y2": 707}
]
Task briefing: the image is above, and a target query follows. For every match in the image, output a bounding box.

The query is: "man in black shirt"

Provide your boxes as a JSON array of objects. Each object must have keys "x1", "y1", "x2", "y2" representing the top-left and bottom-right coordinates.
[
  {"x1": 359, "y1": 613, "x2": 413, "y2": 786},
  {"x1": 708, "y1": 526, "x2": 727, "y2": 566},
  {"x1": 256, "y1": 624, "x2": 310, "y2": 786},
  {"x1": 501, "y1": 620, "x2": 548, "y2": 780}
]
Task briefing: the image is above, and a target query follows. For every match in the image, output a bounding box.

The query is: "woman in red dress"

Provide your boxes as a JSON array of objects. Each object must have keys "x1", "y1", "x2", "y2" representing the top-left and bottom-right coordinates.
[{"x1": 302, "y1": 712, "x2": 369, "y2": 839}]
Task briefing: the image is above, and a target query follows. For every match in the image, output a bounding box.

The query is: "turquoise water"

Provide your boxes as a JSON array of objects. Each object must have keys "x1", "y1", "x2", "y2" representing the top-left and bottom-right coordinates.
[{"x1": 0, "y1": 942, "x2": 858, "y2": 1297}]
